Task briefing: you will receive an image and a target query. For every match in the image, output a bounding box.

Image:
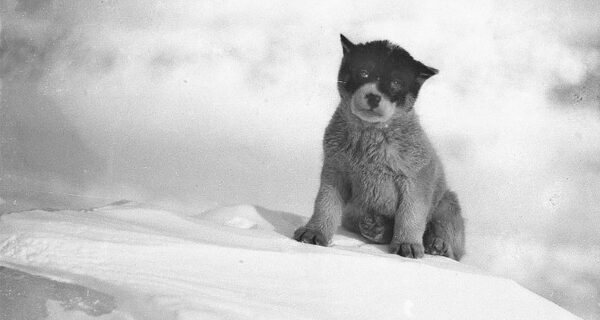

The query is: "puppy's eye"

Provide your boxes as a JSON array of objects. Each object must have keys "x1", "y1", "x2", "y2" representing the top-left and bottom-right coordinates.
[
  {"x1": 390, "y1": 79, "x2": 402, "y2": 90},
  {"x1": 358, "y1": 69, "x2": 369, "y2": 79}
]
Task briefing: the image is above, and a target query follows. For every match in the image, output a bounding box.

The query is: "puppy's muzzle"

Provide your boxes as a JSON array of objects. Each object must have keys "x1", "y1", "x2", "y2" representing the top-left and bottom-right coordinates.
[{"x1": 365, "y1": 93, "x2": 381, "y2": 110}]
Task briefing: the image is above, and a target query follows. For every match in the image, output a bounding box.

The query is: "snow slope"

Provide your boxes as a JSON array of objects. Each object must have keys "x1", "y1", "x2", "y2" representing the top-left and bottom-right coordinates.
[
  {"x1": 2, "y1": 1, "x2": 600, "y2": 317},
  {"x1": 0, "y1": 203, "x2": 579, "y2": 320}
]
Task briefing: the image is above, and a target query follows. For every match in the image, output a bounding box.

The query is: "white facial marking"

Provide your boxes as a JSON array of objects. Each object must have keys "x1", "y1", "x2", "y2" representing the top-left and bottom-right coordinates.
[{"x1": 350, "y1": 83, "x2": 395, "y2": 123}]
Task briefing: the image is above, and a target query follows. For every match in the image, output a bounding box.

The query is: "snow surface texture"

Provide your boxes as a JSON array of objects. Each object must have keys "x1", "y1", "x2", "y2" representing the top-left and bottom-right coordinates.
[
  {"x1": 2, "y1": 0, "x2": 600, "y2": 318},
  {"x1": 0, "y1": 203, "x2": 580, "y2": 320}
]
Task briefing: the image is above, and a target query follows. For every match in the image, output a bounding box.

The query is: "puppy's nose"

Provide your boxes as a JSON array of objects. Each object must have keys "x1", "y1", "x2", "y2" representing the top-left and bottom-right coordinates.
[{"x1": 365, "y1": 93, "x2": 381, "y2": 109}]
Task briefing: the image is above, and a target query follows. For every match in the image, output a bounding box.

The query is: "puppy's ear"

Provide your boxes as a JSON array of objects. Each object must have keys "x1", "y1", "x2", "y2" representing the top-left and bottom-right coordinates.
[
  {"x1": 340, "y1": 34, "x2": 355, "y2": 55},
  {"x1": 414, "y1": 60, "x2": 438, "y2": 83}
]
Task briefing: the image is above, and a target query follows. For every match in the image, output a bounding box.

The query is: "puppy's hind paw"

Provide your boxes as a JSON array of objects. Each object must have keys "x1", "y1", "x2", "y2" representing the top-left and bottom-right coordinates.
[
  {"x1": 293, "y1": 227, "x2": 329, "y2": 246},
  {"x1": 358, "y1": 214, "x2": 393, "y2": 244}
]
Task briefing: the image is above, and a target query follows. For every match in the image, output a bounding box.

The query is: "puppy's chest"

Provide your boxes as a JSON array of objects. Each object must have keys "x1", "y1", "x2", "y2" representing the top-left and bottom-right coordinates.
[
  {"x1": 343, "y1": 133, "x2": 407, "y2": 179},
  {"x1": 341, "y1": 136, "x2": 405, "y2": 212}
]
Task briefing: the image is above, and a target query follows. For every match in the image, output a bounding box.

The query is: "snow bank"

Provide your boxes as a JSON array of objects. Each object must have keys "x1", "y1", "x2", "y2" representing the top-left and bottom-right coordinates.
[
  {"x1": 0, "y1": 204, "x2": 578, "y2": 319},
  {"x1": 2, "y1": 0, "x2": 600, "y2": 317}
]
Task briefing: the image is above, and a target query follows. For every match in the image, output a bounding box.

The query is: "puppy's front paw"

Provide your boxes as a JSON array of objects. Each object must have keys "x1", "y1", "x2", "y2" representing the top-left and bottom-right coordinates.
[
  {"x1": 293, "y1": 227, "x2": 329, "y2": 246},
  {"x1": 424, "y1": 237, "x2": 455, "y2": 259},
  {"x1": 389, "y1": 242, "x2": 424, "y2": 258}
]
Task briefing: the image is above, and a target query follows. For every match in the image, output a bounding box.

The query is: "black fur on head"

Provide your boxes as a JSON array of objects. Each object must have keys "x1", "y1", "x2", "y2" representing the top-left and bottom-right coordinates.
[{"x1": 337, "y1": 34, "x2": 438, "y2": 107}]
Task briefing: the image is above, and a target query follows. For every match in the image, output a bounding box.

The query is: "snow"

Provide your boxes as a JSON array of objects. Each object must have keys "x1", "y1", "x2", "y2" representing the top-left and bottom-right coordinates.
[
  {"x1": 2, "y1": 0, "x2": 600, "y2": 318},
  {"x1": 0, "y1": 203, "x2": 579, "y2": 319}
]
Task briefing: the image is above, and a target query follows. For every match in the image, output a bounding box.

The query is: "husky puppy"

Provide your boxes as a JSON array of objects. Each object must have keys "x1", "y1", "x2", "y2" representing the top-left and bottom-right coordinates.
[{"x1": 293, "y1": 35, "x2": 465, "y2": 260}]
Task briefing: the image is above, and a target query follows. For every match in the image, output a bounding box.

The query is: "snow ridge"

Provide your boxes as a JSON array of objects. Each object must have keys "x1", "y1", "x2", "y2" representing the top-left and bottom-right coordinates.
[{"x1": 0, "y1": 204, "x2": 580, "y2": 319}]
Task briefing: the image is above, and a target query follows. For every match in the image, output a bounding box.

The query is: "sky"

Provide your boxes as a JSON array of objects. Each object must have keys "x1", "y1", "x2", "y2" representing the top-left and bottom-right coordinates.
[{"x1": 1, "y1": 0, "x2": 599, "y2": 318}]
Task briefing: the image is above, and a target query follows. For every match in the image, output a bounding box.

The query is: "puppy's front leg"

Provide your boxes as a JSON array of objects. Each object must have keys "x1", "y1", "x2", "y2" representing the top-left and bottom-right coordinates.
[
  {"x1": 294, "y1": 166, "x2": 347, "y2": 246},
  {"x1": 389, "y1": 180, "x2": 429, "y2": 258}
]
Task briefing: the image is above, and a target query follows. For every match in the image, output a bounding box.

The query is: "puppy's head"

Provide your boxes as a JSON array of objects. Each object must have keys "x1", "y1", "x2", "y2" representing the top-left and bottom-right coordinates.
[{"x1": 337, "y1": 34, "x2": 438, "y2": 124}]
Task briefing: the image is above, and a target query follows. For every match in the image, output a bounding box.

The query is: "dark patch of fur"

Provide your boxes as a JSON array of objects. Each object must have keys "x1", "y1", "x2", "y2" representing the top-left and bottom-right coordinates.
[{"x1": 338, "y1": 36, "x2": 437, "y2": 106}]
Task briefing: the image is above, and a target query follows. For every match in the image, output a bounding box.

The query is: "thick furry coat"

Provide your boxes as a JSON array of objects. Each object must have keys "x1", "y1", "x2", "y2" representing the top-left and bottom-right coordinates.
[{"x1": 294, "y1": 35, "x2": 465, "y2": 260}]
